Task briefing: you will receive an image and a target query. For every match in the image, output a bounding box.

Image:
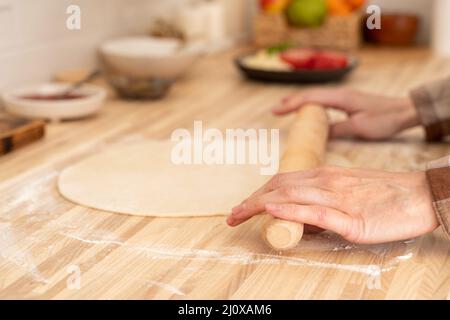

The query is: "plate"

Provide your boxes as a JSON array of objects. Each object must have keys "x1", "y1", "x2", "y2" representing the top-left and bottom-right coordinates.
[
  {"x1": 1, "y1": 83, "x2": 107, "y2": 121},
  {"x1": 235, "y1": 53, "x2": 358, "y2": 84}
]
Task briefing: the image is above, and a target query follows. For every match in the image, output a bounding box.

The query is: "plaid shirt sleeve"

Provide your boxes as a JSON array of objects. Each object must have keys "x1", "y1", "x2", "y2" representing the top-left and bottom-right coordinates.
[
  {"x1": 426, "y1": 157, "x2": 450, "y2": 238},
  {"x1": 410, "y1": 77, "x2": 450, "y2": 238},
  {"x1": 410, "y1": 77, "x2": 450, "y2": 141}
]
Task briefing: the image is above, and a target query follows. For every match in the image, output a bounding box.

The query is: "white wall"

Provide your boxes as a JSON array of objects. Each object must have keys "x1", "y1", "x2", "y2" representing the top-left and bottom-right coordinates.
[
  {"x1": 0, "y1": 0, "x2": 252, "y2": 89},
  {"x1": 0, "y1": 0, "x2": 168, "y2": 89}
]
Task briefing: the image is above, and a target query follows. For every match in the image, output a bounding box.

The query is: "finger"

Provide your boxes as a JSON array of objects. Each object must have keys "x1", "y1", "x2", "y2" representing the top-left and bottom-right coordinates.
[
  {"x1": 229, "y1": 166, "x2": 354, "y2": 227},
  {"x1": 263, "y1": 167, "x2": 350, "y2": 193},
  {"x1": 273, "y1": 89, "x2": 359, "y2": 116},
  {"x1": 247, "y1": 169, "x2": 323, "y2": 199},
  {"x1": 265, "y1": 203, "x2": 352, "y2": 238},
  {"x1": 237, "y1": 168, "x2": 346, "y2": 211},
  {"x1": 272, "y1": 94, "x2": 306, "y2": 115},
  {"x1": 227, "y1": 190, "x2": 280, "y2": 227},
  {"x1": 330, "y1": 120, "x2": 355, "y2": 138},
  {"x1": 229, "y1": 186, "x2": 341, "y2": 227},
  {"x1": 229, "y1": 171, "x2": 328, "y2": 227}
]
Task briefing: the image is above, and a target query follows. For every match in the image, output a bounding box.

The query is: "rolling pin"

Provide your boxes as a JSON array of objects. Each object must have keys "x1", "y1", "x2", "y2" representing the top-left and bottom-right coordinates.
[{"x1": 262, "y1": 103, "x2": 329, "y2": 251}]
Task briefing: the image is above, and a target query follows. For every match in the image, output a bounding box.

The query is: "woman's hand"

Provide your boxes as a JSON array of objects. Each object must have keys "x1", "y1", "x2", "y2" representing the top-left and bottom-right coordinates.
[
  {"x1": 273, "y1": 88, "x2": 420, "y2": 140},
  {"x1": 227, "y1": 166, "x2": 438, "y2": 244}
]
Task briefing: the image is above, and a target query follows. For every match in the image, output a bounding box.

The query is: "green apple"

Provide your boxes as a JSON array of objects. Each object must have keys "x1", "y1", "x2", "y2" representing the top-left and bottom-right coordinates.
[{"x1": 286, "y1": 0, "x2": 328, "y2": 27}]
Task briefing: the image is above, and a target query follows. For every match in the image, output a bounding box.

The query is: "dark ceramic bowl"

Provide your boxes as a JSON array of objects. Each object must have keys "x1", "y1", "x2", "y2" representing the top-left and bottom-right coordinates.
[
  {"x1": 106, "y1": 75, "x2": 172, "y2": 100},
  {"x1": 364, "y1": 14, "x2": 419, "y2": 46}
]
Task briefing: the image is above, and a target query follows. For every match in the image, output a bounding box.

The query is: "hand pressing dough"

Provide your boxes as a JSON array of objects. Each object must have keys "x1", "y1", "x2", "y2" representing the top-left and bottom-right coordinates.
[{"x1": 58, "y1": 140, "x2": 269, "y2": 217}]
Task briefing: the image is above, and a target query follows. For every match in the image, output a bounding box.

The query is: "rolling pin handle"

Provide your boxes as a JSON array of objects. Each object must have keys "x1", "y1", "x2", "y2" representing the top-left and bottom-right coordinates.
[
  {"x1": 261, "y1": 104, "x2": 329, "y2": 251},
  {"x1": 263, "y1": 216, "x2": 304, "y2": 251}
]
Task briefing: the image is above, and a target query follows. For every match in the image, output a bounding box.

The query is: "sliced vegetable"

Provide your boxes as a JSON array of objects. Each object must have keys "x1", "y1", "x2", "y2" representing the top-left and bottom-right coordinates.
[
  {"x1": 280, "y1": 48, "x2": 316, "y2": 69},
  {"x1": 266, "y1": 43, "x2": 293, "y2": 55},
  {"x1": 311, "y1": 51, "x2": 349, "y2": 69}
]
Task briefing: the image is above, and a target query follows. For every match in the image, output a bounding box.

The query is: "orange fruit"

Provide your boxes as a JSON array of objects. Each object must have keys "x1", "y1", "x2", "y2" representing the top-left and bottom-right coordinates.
[
  {"x1": 327, "y1": 0, "x2": 352, "y2": 16},
  {"x1": 260, "y1": 0, "x2": 290, "y2": 13},
  {"x1": 346, "y1": 0, "x2": 365, "y2": 10}
]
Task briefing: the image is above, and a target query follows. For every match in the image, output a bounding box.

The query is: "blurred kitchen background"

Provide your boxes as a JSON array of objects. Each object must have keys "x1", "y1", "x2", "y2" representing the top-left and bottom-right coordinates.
[
  {"x1": 0, "y1": 0, "x2": 250, "y2": 89},
  {"x1": 1, "y1": 0, "x2": 449, "y2": 90}
]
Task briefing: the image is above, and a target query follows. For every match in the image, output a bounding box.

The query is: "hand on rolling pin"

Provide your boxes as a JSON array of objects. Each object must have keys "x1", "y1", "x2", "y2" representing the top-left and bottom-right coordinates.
[
  {"x1": 227, "y1": 167, "x2": 438, "y2": 244},
  {"x1": 273, "y1": 88, "x2": 419, "y2": 140},
  {"x1": 227, "y1": 87, "x2": 442, "y2": 244}
]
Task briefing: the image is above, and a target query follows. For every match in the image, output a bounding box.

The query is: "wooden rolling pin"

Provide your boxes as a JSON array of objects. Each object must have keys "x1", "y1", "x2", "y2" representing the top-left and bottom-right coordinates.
[{"x1": 262, "y1": 103, "x2": 329, "y2": 250}]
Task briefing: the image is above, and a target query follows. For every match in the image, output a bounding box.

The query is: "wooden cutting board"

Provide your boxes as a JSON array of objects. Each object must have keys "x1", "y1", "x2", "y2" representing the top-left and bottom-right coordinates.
[{"x1": 0, "y1": 113, "x2": 45, "y2": 155}]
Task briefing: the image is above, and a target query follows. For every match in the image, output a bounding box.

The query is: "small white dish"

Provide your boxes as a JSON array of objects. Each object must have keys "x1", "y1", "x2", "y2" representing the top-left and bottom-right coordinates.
[
  {"x1": 1, "y1": 83, "x2": 107, "y2": 121},
  {"x1": 99, "y1": 36, "x2": 204, "y2": 80}
]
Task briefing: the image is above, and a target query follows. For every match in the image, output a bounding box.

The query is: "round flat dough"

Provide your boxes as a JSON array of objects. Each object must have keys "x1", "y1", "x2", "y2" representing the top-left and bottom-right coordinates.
[{"x1": 58, "y1": 140, "x2": 270, "y2": 217}]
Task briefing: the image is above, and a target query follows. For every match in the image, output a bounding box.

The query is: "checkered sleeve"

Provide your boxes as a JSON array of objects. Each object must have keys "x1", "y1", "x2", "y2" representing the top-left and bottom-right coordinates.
[
  {"x1": 426, "y1": 156, "x2": 450, "y2": 238},
  {"x1": 410, "y1": 77, "x2": 450, "y2": 141},
  {"x1": 410, "y1": 77, "x2": 450, "y2": 237}
]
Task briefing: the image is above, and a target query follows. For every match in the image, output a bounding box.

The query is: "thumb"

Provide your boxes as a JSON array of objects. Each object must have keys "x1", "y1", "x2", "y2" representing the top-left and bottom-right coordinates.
[{"x1": 330, "y1": 121, "x2": 355, "y2": 138}]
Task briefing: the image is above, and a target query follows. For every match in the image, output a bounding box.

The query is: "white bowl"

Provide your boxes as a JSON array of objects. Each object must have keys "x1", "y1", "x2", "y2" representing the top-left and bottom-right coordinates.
[
  {"x1": 99, "y1": 36, "x2": 203, "y2": 80},
  {"x1": 1, "y1": 83, "x2": 107, "y2": 121}
]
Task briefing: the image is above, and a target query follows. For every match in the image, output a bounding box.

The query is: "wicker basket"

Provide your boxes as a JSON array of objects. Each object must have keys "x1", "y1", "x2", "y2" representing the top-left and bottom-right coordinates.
[{"x1": 253, "y1": 12, "x2": 362, "y2": 51}]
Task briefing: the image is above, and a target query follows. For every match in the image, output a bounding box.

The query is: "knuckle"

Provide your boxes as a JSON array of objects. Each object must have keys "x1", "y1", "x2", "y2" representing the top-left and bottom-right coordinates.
[
  {"x1": 326, "y1": 191, "x2": 342, "y2": 207},
  {"x1": 280, "y1": 185, "x2": 299, "y2": 199},
  {"x1": 319, "y1": 175, "x2": 355, "y2": 190},
  {"x1": 325, "y1": 165, "x2": 341, "y2": 173},
  {"x1": 344, "y1": 176, "x2": 362, "y2": 186},
  {"x1": 316, "y1": 167, "x2": 328, "y2": 176},
  {"x1": 318, "y1": 166, "x2": 340, "y2": 176},
  {"x1": 344, "y1": 219, "x2": 363, "y2": 243},
  {"x1": 270, "y1": 173, "x2": 285, "y2": 189},
  {"x1": 346, "y1": 88, "x2": 358, "y2": 97},
  {"x1": 285, "y1": 205, "x2": 298, "y2": 217},
  {"x1": 338, "y1": 87, "x2": 357, "y2": 102},
  {"x1": 307, "y1": 168, "x2": 322, "y2": 177},
  {"x1": 337, "y1": 191, "x2": 351, "y2": 209},
  {"x1": 312, "y1": 206, "x2": 328, "y2": 223},
  {"x1": 317, "y1": 176, "x2": 335, "y2": 189},
  {"x1": 245, "y1": 198, "x2": 262, "y2": 212}
]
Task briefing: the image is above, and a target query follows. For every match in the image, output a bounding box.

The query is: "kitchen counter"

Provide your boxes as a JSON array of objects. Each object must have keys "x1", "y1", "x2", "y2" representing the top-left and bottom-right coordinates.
[{"x1": 1, "y1": 47, "x2": 450, "y2": 299}]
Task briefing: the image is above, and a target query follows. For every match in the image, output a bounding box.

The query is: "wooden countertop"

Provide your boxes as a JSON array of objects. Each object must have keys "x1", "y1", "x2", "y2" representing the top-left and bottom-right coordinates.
[{"x1": 1, "y1": 47, "x2": 450, "y2": 299}]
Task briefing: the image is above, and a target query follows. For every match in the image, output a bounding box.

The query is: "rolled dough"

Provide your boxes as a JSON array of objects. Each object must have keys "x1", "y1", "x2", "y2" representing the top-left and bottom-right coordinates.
[{"x1": 58, "y1": 140, "x2": 270, "y2": 217}]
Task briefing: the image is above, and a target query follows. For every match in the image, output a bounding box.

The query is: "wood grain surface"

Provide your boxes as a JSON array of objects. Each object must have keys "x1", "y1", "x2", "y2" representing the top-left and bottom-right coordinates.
[
  {"x1": 1, "y1": 47, "x2": 450, "y2": 299},
  {"x1": 0, "y1": 115, "x2": 45, "y2": 156}
]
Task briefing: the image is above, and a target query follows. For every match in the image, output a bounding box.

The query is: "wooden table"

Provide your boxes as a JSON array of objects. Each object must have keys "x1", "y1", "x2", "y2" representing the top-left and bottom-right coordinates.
[{"x1": 1, "y1": 48, "x2": 450, "y2": 299}]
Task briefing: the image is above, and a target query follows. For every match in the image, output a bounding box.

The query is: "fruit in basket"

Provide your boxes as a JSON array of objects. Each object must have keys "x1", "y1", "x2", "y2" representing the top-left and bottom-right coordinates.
[
  {"x1": 286, "y1": 0, "x2": 328, "y2": 27},
  {"x1": 347, "y1": 0, "x2": 365, "y2": 10},
  {"x1": 259, "y1": 0, "x2": 290, "y2": 13},
  {"x1": 327, "y1": 0, "x2": 365, "y2": 16},
  {"x1": 327, "y1": 0, "x2": 352, "y2": 16}
]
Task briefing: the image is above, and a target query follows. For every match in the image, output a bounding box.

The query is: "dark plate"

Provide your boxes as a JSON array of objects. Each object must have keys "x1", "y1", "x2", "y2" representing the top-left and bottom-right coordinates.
[{"x1": 235, "y1": 53, "x2": 358, "y2": 84}]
